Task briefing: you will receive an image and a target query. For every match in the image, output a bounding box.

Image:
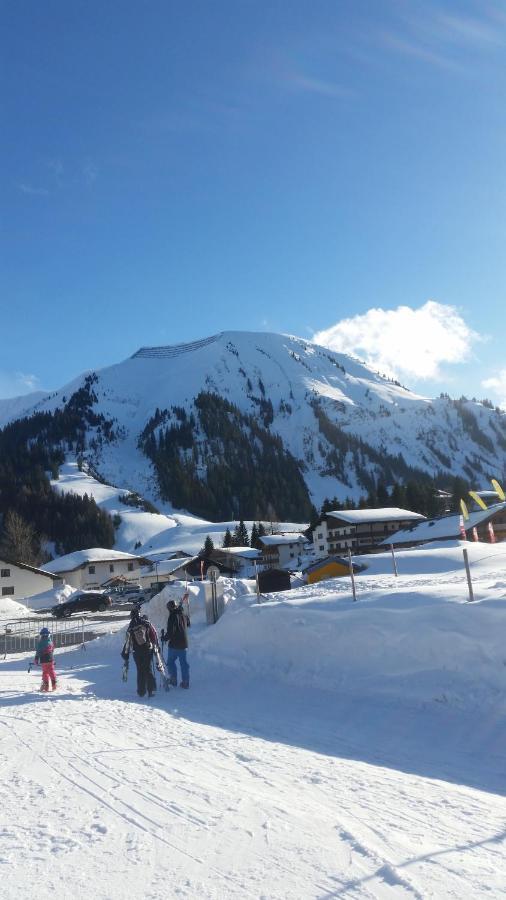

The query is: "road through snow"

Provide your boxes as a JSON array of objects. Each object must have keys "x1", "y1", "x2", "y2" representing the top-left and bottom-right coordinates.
[{"x1": 1, "y1": 644, "x2": 505, "y2": 899}]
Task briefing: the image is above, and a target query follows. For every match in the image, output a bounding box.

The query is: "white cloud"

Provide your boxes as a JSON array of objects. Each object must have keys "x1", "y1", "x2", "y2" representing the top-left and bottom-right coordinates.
[
  {"x1": 286, "y1": 71, "x2": 354, "y2": 99},
  {"x1": 83, "y1": 161, "x2": 97, "y2": 185},
  {"x1": 18, "y1": 183, "x2": 49, "y2": 196},
  {"x1": 0, "y1": 370, "x2": 41, "y2": 399},
  {"x1": 313, "y1": 301, "x2": 480, "y2": 382},
  {"x1": 482, "y1": 369, "x2": 506, "y2": 410}
]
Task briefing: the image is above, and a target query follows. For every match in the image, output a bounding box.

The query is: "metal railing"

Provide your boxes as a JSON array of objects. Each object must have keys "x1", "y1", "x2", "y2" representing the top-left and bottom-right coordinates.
[{"x1": 1, "y1": 616, "x2": 88, "y2": 658}]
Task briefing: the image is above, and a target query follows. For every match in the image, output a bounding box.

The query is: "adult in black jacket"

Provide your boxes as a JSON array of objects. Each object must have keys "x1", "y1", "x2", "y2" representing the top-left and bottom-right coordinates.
[
  {"x1": 161, "y1": 599, "x2": 190, "y2": 688},
  {"x1": 121, "y1": 610, "x2": 160, "y2": 697}
]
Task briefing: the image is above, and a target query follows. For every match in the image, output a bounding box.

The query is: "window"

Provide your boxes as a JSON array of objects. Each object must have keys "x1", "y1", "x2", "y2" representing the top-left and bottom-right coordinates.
[
  {"x1": 317, "y1": 532, "x2": 323, "y2": 539},
  {"x1": 88, "y1": 565, "x2": 95, "y2": 575},
  {"x1": 128, "y1": 562, "x2": 134, "y2": 572},
  {"x1": 109, "y1": 564, "x2": 114, "y2": 573},
  {"x1": 1, "y1": 568, "x2": 10, "y2": 578},
  {"x1": 2, "y1": 586, "x2": 14, "y2": 596},
  {"x1": 290, "y1": 552, "x2": 294, "y2": 558},
  {"x1": 319, "y1": 545, "x2": 324, "y2": 551}
]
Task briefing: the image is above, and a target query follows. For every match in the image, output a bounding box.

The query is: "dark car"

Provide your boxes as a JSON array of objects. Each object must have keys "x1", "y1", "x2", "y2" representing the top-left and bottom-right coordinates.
[{"x1": 51, "y1": 591, "x2": 113, "y2": 618}]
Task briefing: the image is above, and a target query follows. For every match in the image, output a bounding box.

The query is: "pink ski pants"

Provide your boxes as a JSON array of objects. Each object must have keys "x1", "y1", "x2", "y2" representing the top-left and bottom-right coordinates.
[{"x1": 41, "y1": 661, "x2": 57, "y2": 687}]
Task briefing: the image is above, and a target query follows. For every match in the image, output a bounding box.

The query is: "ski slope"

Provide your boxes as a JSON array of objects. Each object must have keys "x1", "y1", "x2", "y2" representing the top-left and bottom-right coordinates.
[
  {"x1": 1, "y1": 547, "x2": 506, "y2": 898},
  {"x1": 51, "y1": 460, "x2": 307, "y2": 557}
]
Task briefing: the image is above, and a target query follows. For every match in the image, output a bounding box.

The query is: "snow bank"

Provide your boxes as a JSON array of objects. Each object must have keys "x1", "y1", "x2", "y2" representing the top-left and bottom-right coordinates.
[
  {"x1": 144, "y1": 577, "x2": 258, "y2": 631},
  {"x1": 196, "y1": 581, "x2": 506, "y2": 711},
  {"x1": 17, "y1": 583, "x2": 75, "y2": 611}
]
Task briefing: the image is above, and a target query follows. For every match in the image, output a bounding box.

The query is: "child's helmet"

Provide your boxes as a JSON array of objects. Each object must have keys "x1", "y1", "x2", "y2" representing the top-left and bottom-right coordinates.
[{"x1": 40, "y1": 627, "x2": 50, "y2": 636}]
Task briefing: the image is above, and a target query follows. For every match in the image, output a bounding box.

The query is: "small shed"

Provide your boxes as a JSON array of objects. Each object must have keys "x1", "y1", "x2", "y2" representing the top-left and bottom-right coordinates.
[
  {"x1": 258, "y1": 568, "x2": 291, "y2": 593},
  {"x1": 304, "y1": 556, "x2": 363, "y2": 585}
]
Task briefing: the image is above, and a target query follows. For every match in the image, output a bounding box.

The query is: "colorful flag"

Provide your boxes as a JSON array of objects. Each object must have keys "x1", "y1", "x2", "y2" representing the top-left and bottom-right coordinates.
[
  {"x1": 491, "y1": 478, "x2": 506, "y2": 501},
  {"x1": 472, "y1": 527, "x2": 479, "y2": 542},
  {"x1": 459, "y1": 515, "x2": 467, "y2": 540},
  {"x1": 488, "y1": 521, "x2": 496, "y2": 543},
  {"x1": 460, "y1": 499, "x2": 469, "y2": 520},
  {"x1": 469, "y1": 491, "x2": 488, "y2": 511}
]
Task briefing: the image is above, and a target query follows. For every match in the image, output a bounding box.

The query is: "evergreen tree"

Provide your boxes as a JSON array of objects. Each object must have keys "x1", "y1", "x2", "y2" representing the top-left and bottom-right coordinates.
[
  {"x1": 449, "y1": 476, "x2": 470, "y2": 513},
  {"x1": 233, "y1": 519, "x2": 249, "y2": 546},
  {"x1": 308, "y1": 505, "x2": 320, "y2": 531},
  {"x1": 376, "y1": 482, "x2": 390, "y2": 507},
  {"x1": 390, "y1": 482, "x2": 407, "y2": 509},
  {"x1": 0, "y1": 510, "x2": 39, "y2": 566},
  {"x1": 222, "y1": 527, "x2": 233, "y2": 548},
  {"x1": 250, "y1": 522, "x2": 259, "y2": 549},
  {"x1": 202, "y1": 534, "x2": 215, "y2": 556}
]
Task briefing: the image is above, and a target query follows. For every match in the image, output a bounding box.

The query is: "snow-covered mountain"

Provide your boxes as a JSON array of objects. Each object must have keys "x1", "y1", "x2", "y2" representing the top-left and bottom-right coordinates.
[{"x1": 1, "y1": 331, "x2": 505, "y2": 513}]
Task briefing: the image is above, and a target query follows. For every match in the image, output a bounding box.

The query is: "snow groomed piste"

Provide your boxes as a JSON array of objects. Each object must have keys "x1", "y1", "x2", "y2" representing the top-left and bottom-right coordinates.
[{"x1": 1, "y1": 540, "x2": 506, "y2": 898}]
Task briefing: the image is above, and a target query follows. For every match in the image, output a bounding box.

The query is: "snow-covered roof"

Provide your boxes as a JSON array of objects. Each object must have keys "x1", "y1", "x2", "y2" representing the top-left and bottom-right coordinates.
[
  {"x1": 220, "y1": 546, "x2": 261, "y2": 559},
  {"x1": 47, "y1": 548, "x2": 146, "y2": 574},
  {"x1": 0, "y1": 556, "x2": 59, "y2": 579},
  {"x1": 384, "y1": 502, "x2": 506, "y2": 546},
  {"x1": 142, "y1": 556, "x2": 196, "y2": 577},
  {"x1": 260, "y1": 533, "x2": 307, "y2": 547},
  {"x1": 327, "y1": 508, "x2": 425, "y2": 525}
]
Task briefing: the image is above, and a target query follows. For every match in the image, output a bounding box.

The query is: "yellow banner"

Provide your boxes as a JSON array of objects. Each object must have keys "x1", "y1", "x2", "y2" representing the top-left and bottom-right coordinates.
[
  {"x1": 491, "y1": 478, "x2": 506, "y2": 501},
  {"x1": 459, "y1": 499, "x2": 469, "y2": 520},
  {"x1": 469, "y1": 491, "x2": 488, "y2": 511}
]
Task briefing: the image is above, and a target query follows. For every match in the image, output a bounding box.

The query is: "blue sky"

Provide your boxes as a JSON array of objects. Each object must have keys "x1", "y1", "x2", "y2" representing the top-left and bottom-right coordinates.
[{"x1": 2, "y1": 0, "x2": 506, "y2": 405}]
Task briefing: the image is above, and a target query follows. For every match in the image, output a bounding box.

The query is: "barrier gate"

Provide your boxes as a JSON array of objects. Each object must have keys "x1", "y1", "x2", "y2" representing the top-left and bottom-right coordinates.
[{"x1": 1, "y1": 616, "x2": 88, "y2": 658}]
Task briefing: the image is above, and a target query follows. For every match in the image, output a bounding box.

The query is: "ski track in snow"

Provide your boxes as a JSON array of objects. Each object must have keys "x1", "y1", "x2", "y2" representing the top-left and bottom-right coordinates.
[{"x1": 1, "y1": 650, "x2": 505, "y2": 900}]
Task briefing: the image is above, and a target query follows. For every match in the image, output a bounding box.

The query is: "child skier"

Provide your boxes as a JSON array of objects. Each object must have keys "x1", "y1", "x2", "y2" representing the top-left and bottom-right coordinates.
[{"x1": 34, "y1": 627, "x2": 57, "y2": 692}]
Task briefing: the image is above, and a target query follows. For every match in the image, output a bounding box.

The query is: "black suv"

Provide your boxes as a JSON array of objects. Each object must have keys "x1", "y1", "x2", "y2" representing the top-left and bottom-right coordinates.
[{"x1": 51, "y1": 591, "x2": 113, "y2": 618}]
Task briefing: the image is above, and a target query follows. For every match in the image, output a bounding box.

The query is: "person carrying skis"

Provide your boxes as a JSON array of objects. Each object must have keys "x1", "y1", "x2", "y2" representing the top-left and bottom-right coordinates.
[
  {"x1": 121, "y1": 609, "x2": 161, "y2": 698},
  {"x1": 34, "y1": 627, "x2": 57, "y2": 692},
  {"x1": 161, "y1": 598, "x2": 190, "y2": 688}
]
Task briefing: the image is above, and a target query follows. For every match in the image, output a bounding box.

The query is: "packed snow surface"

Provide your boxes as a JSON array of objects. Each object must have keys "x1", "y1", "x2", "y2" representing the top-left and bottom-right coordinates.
[{"x1": 2, "y1": 542, "x2": 506, "y2": 897}]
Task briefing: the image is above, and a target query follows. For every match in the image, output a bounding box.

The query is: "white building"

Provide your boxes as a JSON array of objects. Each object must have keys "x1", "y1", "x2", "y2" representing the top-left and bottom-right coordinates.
[
  {"x1": 139, "y1": 556, "x2": 196, "y2": 593},
  {"x1": 210, "y1": 546, "x2": 261, "y2": 577},
  {"x1": 313, "y1": 508, "x2": 426, "y2": 558},
  {"x1": 259, "y1": 533, "x2": 308, "y2": 568},
  {"x1": 0, "y1": 557, "x2": 61, "y2": 603},
  {"x1": 46, "y1": 548, "x2": 149, "y2": 590}
]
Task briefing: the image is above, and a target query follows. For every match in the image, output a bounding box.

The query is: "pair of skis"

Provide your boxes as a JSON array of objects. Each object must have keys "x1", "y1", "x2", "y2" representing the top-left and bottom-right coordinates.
[
  {"x1": 153, "y1": 645, "x2": 171, "y2": 691},
  {"x1": 121, "y1": 646, "x2": 171, "y2": 692}
]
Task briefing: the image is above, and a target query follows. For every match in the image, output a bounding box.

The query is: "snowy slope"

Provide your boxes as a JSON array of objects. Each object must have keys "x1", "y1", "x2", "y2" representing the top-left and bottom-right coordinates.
[
  {"x1": 2, "y1": 546, "x2": 506, "y2": 898},
  {"x1": 3, "y1": 330, "x2": 506, "y2": 508},
  {"x1": 51, "y1": 461, "x2": 306, "y2": 557}
]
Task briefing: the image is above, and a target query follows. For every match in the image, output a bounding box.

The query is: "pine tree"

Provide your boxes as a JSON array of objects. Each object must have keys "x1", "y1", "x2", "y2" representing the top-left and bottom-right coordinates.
[
  {"x1": 222, "y1": 527, "x2": 233, "y2": 548},
  {"x1": 202, "y1": 535, "x2": 215, "y2": 556},
  {"x1": 233, "y1": 519, "x2": 249, "y2": 546},
  {"x1": 250, "y1": 522, "x2": 259, "y2": 549},
  {"x1": 376, "y1": 483, "x2": 389, "y2": 507},
  {"x1": 0, "y1": 510, "x2": 39, "y2": 566}
]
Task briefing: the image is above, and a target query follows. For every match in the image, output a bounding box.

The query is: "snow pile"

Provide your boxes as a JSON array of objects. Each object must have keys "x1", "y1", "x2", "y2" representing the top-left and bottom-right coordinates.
[
  {"x1": 197, "y1": 554, "x2": 506, "y2": 711},
  {"x1": 145, "y1": 581, "x2": 205, "y2": 628},
  {"x1": 0, "y1": 596, "x2": 32, "y2": 620},
  {"x1": 17, "y1": 583, "x2": 75, "y2": 611}
]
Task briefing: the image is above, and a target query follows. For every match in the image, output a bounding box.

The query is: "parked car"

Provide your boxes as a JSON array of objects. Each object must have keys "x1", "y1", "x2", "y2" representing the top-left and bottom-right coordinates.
[
  {"x1": 108, "y1": 584, "x2": 146, "y2": 604},
  {"x1": 51, "y1": 591, "x2": 113, "y2": 618}
]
